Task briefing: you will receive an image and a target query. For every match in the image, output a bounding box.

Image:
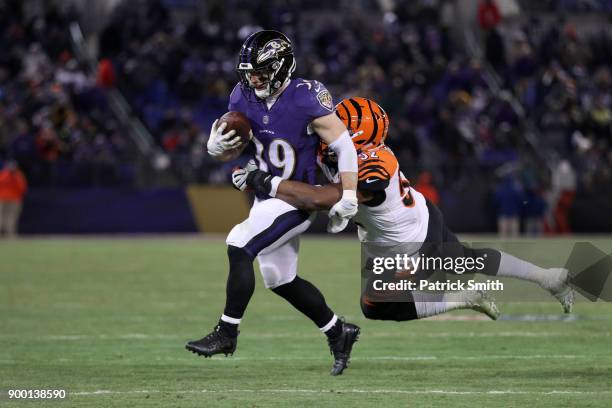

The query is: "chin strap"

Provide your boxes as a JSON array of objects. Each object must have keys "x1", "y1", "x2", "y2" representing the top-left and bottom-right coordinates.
[
  {"x1": 256, "y1": 78, "x2": 291, "y2": 101},
  {"x1": 270, "y1": 58, "x2": 285, "y2": 91}
]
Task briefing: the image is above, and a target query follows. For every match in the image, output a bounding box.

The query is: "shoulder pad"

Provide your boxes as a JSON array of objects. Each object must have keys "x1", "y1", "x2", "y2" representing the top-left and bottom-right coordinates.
[
  {"x1": 357, "y1": 148, "x2": 398, "y2": 192},
  {"x1": 294, "y1": 79, "x2": 334, "y2": 114},
  {"x1": 228, "y1": 82, "x2": 245, "y2": 111}
]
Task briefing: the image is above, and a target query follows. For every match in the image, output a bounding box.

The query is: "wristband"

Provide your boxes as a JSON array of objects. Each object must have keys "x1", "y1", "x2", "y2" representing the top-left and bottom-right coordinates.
[
  {"x1": 246, "y1": 170, "x2": 282, "y2": 198},
  {"x1": 269, "y1": 176, "x2": 283, "y2": 197},
  {"x1": 342, "y1": 189, "x2": 357, "y2": 201}
]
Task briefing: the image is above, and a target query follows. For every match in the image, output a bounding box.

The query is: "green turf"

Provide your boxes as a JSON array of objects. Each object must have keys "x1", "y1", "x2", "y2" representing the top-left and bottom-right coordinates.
[{"x1": 1, "y1": 236, "x2": 611, "y2": 407}]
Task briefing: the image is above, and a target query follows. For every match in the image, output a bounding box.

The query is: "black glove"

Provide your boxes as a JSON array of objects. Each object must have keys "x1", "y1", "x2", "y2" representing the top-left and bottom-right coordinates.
[{"x1": 246, "y1": 169, "x2": 274, "y2": 196}]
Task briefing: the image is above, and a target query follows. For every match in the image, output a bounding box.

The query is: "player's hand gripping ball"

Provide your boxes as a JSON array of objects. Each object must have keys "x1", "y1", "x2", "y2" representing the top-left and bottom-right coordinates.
[{"x1": 207, "y1": 111, "x2": 252, "y2": 161}]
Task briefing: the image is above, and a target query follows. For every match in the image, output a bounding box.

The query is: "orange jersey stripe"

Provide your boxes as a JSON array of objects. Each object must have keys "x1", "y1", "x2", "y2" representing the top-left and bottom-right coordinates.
[{"x1": 358, "y1": 147, "x2": 398, "y2": 182}]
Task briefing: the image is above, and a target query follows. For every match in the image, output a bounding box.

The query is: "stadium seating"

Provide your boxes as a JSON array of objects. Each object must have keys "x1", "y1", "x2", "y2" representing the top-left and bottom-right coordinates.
[{"x1": 1, "y1": 0, "x2": 610, "y2": 232}]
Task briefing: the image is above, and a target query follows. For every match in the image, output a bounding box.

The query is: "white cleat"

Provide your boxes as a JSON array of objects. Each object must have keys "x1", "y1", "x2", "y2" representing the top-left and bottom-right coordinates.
[
  {"x1": 547, "y1": 268, "x2": 574, "y2": 314},
  {"x1": 470, "y1": 290, "x2": 500, "y2": 320}
]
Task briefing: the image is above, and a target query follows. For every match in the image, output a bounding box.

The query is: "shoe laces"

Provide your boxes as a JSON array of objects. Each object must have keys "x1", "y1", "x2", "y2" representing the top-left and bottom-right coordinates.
[{"x1": 203, "y1": 326, "x2": 224, "y2": 342}]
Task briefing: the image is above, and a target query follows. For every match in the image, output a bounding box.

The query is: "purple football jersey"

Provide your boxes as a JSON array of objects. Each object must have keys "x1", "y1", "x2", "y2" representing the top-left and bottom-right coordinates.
[{"x1": 228, "y1": 78, "x2": 334, "y2": 190}]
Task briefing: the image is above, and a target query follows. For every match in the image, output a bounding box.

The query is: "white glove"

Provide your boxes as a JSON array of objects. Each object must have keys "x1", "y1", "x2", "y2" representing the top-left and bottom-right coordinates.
[
  {"x1": 231, "y1": 159, "x2": 259, "y2": 191},
  {"x1": 327, "y1": 214, "x2": 349, "y2": 234},
  {"x1": 207, "y1": 119, "x2": 243, "y2": 157},
  {"x1": 327, "y1": 190, "x2": 358, "y2": 233}
]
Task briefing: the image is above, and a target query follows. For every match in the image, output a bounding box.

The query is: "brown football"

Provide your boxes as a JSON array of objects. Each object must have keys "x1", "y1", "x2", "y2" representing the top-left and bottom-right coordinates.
[{"x1": 219, "y1": 111, "x2": 252, "y2": 146}]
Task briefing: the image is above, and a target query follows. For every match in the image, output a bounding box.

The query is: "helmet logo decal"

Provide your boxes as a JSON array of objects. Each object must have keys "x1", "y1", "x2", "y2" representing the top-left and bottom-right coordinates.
[
  {"x1": 334, "y1": 97, "x2": 389, "y2": 149},
  {"x1": 316, "y1": 90, "x2": 333, "y2": 111},
  {"x1": 257, "y1": 39, "x2": 289, "y2": 64}
]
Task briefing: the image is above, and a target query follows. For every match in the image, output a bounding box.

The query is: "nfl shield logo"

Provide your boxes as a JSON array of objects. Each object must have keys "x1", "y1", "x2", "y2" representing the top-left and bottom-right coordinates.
[{"x1": 263, "y1": 115, "x2": 270, "y2": 125}]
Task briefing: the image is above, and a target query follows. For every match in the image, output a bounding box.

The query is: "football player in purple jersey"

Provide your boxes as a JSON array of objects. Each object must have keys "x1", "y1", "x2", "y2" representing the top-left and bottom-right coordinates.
[{"x1": 186, "y1": 30, "x2": 360, "y2": 375}]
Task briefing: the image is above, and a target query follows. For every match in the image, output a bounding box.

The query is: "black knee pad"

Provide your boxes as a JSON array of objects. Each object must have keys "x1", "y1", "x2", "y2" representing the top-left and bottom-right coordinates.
[
  {"x1": 464, "y1": 247, "x2": 501, "y2": 275},
  {"x1": 227, "y1": 245, "x2": 254, "y2": 263},
  {"x1": 360, "y1": 298, "x2": 383, "y2": 320},
  {"x1": 360, "y1": 297, "x2": 418, "y2": 321},
  {"x1": 270, "y1": 276, "x2": 296, "y2": 296}
]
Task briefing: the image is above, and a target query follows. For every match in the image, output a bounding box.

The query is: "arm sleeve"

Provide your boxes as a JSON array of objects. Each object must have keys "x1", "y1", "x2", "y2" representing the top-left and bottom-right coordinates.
[{"x1": 328, "y1": 130, "x2": 358, "y2": 174}]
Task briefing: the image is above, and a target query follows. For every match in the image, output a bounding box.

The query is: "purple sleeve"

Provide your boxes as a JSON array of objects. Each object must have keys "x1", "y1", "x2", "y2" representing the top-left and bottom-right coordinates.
[{"x1": 295, "y1": 80, "x2": 334, "y2": 120}]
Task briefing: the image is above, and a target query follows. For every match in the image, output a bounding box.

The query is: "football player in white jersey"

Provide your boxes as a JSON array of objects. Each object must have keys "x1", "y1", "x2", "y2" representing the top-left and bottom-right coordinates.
[{"x1": 235, "y1": 97, "x2": 574, "y2": 322}]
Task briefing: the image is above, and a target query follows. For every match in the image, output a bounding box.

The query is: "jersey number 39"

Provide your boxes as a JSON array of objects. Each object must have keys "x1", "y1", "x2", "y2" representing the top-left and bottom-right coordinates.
[{"x1": 252, "y1": 136, "x2": 296, "y2": 179}]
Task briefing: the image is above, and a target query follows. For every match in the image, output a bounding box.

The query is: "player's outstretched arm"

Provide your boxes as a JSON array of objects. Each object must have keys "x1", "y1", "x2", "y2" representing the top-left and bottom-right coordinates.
[
  {"x1": 311, "y1": 113, "x2": 359, "y2": 232},
  {"x1": 275, "y1": 181, "x2": 372, "y2": 211},
  {"x1": 311, "y1": 113, "x2": 358, "y2": 192},
  {"x1": 274, "y1": 181, "x2": 372, "y2": 211},
  {"x1": 236, "y1": 162, "x2": 371, "y2": 211},
  {"x1": 275, "y1": 182, "x2": 342, "y2": 211},
  {"x1": 235, "y1": 159, "x2": 342, "y2": 210}
]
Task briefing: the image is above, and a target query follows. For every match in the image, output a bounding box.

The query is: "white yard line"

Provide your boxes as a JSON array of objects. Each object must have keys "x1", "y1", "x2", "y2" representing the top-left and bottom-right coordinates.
[
  {"x1": 70, "y1": 388, "x2": 611, "y2": 397},
  {"x1": 2, "y1": 354, "x2": 608, "y2": 365},
  {"x1": 188, "y1": 354, "x2": 605, "y2": 362},
  {"x1": 6, "y1": 331, "x2": 606, "y2": 341}
]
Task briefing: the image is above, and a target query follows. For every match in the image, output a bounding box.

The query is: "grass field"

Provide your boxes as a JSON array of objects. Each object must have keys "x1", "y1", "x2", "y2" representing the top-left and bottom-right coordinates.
[{"x1": 1, "y1": 236, "x2": 611, "y2": 407}]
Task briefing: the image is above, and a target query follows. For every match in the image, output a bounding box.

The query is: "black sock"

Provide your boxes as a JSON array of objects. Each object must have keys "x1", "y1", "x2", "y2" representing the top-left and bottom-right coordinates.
[
  {"x1": 223, "y1": 246, "x2": 255, "y2": 322},
  {"x1": 325, "y1": 319, "x2": 343, "y2": 339},
  {"x1": 272, "y1": 276, "x2": 335, "y2": 329},
  {"x1": 217, "y1": 319, "x2": 239, "y2": 337}
]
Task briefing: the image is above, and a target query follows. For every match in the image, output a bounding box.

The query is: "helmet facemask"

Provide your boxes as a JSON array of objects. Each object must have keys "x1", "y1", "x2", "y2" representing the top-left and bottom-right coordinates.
[
  {"x1": 236, "y1": 30, "x2": 296, "y2": 100},
  {"x1": 239, "y1": 58, "x2": 292, "y2": 99}
]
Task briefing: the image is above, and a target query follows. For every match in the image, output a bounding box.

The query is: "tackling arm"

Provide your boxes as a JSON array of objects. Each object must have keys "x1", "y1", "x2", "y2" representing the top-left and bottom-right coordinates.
[
  {"x1": 311, "y1": 113, "x2": 359, "y2": 232},
  {"x1": 311, "y1": 113, "x2": 358, "y2": 191},
  {"x1": 275, "y1": 182, "x2": 341, "y2": 211},
  {"x1": 275, "y1": 180, "x2": 373, "y2": 211},
  {"x1": 241, "y1": 166, "x2": 371, "y2": 211}
]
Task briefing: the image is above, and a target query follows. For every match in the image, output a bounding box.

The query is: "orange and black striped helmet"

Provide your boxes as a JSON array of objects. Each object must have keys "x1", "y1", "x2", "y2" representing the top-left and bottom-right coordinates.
[{"x1": 335, "y1": 97, "x2": 389, "y2": 150}]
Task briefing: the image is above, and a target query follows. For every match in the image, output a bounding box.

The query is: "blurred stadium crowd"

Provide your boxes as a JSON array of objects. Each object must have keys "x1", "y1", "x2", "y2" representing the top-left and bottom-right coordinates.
[
  {"x1": 0, "y1": 1, "x2": 610, "y2": 211},
  {"x1": 485, "y1": 6, "x2": 612, "y2": 194},
  {"x1": 517, "y1": 0, "x2": 612, "y2": 13},
  {"x1": 0, "y1": 1, "x2": 137, "y2": 187}
]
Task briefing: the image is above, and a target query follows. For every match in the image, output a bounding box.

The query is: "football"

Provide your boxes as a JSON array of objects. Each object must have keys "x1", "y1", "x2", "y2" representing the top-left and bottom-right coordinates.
[
  {"x1": 219, "y1": 111, "x2": 252, "y2": 146},
  {"x1": 213, "y1": 111, "x2": 251, "y2": 161}
]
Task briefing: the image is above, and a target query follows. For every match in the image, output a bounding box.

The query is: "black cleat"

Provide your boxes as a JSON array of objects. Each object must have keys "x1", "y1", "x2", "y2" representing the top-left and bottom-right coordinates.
[
  {"x1": 185, "y1": 326, "x2": 237, "y2": 358},
  {"x1": 328, "y1": 321, "x2": 360, "y2": 376}
]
